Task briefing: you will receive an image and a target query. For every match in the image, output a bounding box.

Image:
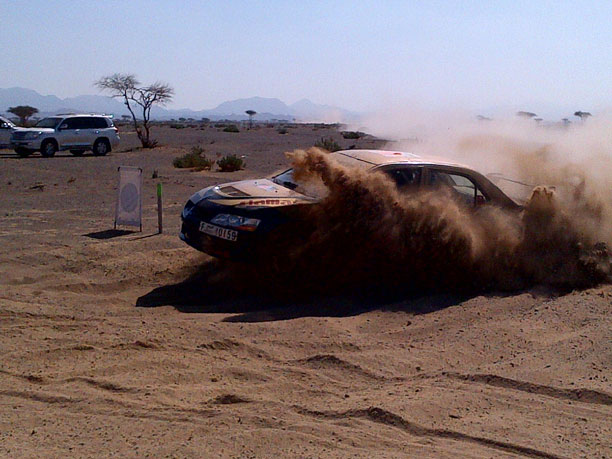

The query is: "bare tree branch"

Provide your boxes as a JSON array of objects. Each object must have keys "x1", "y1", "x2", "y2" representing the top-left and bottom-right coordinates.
[{"x1": 95, "y1": 74, "x2": 173, "y2": 148}]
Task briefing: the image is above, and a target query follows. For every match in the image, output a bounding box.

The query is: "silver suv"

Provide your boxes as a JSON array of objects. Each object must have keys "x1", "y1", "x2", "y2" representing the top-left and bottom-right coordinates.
[
  {"x1": 10, "y1": 114, "x2": 120, "y2": 157},
  {"x1": 0, "y1": 115, "x2": 21, "y2": 149}
]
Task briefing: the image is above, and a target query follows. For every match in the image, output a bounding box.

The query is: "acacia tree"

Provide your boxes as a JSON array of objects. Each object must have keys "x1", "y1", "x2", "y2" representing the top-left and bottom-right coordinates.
[
  {"x1": 8, "y1": 105, "x2": 39, "y2": 126},
  {"x1": 95, "y1": 73, "x2": 173, "y2": 148},
  {"x1": 516, "y1": 111, "x2": 537, "y2": 119},
  {"x1": 574, "y1": 111, "x2": 592, "y2": 121},
  {"x1": 245, "y1": 110, "x2": 256, "y2": 129}
]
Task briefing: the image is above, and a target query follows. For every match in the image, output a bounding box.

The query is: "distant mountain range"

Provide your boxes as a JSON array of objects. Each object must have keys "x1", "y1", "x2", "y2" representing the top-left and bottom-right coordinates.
[{"x1": 0, "y1": 87, "x2": 355, "y2": 122}]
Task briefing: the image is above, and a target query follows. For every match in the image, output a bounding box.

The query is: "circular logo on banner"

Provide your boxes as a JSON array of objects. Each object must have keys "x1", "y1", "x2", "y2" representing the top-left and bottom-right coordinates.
[{"x1": 120, "y1": 183, "x2": 139, "y2": 212}]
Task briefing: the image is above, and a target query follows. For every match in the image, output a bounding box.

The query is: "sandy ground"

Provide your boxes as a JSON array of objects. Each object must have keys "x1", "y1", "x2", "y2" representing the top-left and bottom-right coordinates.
[{"x1": 0, "y1": 125, "x2": 610, "y2": 458}]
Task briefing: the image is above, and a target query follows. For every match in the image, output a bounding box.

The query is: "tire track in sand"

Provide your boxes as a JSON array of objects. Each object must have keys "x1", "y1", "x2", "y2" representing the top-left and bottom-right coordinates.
[
  {"x1": 442, "y1": 372, "x2": 612, "y2": 406},
  {"x1": 294, "y1": 354, "x2": 400, "y2": 381},
  {"x1": 294, "y1": 405, "x2": 565, "y2": 459}
]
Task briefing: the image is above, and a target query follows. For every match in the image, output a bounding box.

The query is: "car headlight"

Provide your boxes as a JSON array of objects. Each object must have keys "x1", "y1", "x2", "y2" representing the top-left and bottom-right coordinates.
[
  {"x1": 24, "y1": 131, "x2": 42, "y2": 140},
  {"x1": 182, "y1": 200, "x2": 196, "y2": 218},
  {"x1": 210, "y1": 214, "x2": 261, "y2": 231}
]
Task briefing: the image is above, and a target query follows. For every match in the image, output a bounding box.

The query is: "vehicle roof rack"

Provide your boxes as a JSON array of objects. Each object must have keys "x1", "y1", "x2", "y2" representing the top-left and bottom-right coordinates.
[{"x1": 54, "y1": 112, "x2": 114, "y2": 118}]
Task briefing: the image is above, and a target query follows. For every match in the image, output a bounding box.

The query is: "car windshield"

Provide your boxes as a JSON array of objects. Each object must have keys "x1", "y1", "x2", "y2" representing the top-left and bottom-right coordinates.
[
  {"x1": 272, "y1": 169, "x2": 298, "y2": 190},
  {"x1": 35, "y1": 117, "x2": 62, "y2": 128},
  {"x1": 271, "y1": 153, "x2": 370, "y2": 196}
]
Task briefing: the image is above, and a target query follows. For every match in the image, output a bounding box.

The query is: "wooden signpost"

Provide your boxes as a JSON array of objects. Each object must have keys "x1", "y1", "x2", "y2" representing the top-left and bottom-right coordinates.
[{"x1": 157, "y1": 183, "x2": 163, "y2": 234}]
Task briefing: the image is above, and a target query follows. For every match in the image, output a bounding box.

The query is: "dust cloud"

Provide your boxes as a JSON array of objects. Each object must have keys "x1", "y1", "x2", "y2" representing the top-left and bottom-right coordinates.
[
  {"x1": 373, "y1": 112, "x2": 612, "y2": 245},
  {"x1": 215, "y1": 114, "x2": 612, "y2": 298},
  {"x1": 276, "y1": 143, "x2": 610, "y2": 295}
]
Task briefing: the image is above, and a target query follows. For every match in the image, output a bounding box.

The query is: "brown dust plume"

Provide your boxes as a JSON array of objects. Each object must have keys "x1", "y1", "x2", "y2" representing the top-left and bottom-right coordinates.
[{"x1": 263, "y1": 147, "x2": 611, "y2": 296}]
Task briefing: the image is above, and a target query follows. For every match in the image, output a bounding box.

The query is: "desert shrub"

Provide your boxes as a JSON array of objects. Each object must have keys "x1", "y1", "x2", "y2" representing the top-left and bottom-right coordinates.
[
  {"x1": 214, "y1": 123, "x2": 227, "y2": 128},
  {"x1": 223, "y1": 125, "x2": 240, "y2": 133},
  {"x1": 315, "y1": 136, "x2": 341, "y2": 152},
  {"x1": 170, "y1": 123, "x2": 186, "y2": 129},
  {"x1": 341, "y1": 131, "x2": 364, "y2": 139},
  {"x1": 277, "y1": 127, "x2": 288, "y2": 134},
  {"x1": 173, "y1": 146, "x2": 214, "y2": 171},
  {"x1": 217, "y1": 154, "x2": 245, "y2": 172}
]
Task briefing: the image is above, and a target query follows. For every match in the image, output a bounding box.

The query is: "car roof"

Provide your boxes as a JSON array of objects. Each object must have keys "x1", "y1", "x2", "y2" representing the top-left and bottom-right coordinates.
[
  {"x1": 333, "y1": 149, "x2": 522, "y2": 209},
  {"x1": 333, "y1": 149, "x2": 470, "y2": 169},
  {"x1": 52, "y1": 113, "x2": 112, "y2": 118}
]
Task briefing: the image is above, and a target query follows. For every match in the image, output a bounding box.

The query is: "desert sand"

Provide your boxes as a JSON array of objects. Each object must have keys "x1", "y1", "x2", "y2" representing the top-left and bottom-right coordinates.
[{"x1": 1, "y1": 125, "x2": 610, "y2": 458}]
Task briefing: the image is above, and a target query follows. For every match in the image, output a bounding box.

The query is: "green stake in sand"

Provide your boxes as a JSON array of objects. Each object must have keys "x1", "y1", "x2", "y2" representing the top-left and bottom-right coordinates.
[{"x1": 157, "y1": 183, "x2": 163, "y2": 234}]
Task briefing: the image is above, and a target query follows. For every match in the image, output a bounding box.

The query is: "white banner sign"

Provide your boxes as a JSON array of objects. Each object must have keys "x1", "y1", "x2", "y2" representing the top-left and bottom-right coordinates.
[{"x1": 114, "y1": 166, "x2": 142, "y2": 230}]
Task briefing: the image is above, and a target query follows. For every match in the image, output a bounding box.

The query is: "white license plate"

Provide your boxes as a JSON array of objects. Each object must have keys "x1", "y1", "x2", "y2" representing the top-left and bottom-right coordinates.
[{"x1": 199, "y1": 222, "x2": 238, "y2": 241}]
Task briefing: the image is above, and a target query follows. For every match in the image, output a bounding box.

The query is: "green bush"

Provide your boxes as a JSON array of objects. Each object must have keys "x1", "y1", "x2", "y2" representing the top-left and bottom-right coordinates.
[
  {"x1": 277, "y1": 127, "x2": 288, "y2": 134},
  {"x1": 173, "y1": 146, "x2": 214, "y2": 171},
  {"x1": 217, "y1": 154, "x2": 245, "y2": 172},
  {"x1": 223, "y1": 124, "x2": 240, "y2": 133},
  {"x1": 170, "y1": 123, "x2": 186, "y2": 129},
  {"x1": 314, "y1": 136, "x2": 341, "y2": 152},
  {"x1": 341, "y1": 131, "x2": 364, "y2": 139}
]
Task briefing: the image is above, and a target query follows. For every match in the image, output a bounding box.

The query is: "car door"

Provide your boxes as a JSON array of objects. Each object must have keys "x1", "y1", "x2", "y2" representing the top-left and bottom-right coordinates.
[
  {"x1": 57, "y1": 117, "x2": 80, "y2": 147},
  {"x1": 72, "y1": 117, "x2": 98, "y2": 148},
  {"x1": 74, "y1": 117, "x2": 99, "y2": 148}
]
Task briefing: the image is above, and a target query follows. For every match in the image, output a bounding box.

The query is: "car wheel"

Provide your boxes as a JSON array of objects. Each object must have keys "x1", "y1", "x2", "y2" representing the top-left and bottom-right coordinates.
[
  {"x1": 93, "y1": 139, "x2": 110, "y2": 156},
  {"x1": 70, "y1": 150, "x2": 84, "y2": 156},
  {"x1": 40, "y1": 140, "x2": 58, "y2": 157},
  {"x1": 15, "y1": 148, "x2": 31, "y2": 158}
]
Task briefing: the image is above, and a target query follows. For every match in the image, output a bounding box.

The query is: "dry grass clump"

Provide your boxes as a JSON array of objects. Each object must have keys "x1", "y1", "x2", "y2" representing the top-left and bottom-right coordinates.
[
  {"x1": 217, "y1": 154, "x2": 245, "y2": 172},
  {"x1": 341, "y1": 131, "x2": 365, "y2": 139},
  {"x1": 223, "y1": 125, "x2": 240, "y2": 133},
  {"x1": 315, "y1": 136, "x2": 341, "y2": 152},
  {"x1": 173, "y1": 146, "x2": 214, "y2": 171}
]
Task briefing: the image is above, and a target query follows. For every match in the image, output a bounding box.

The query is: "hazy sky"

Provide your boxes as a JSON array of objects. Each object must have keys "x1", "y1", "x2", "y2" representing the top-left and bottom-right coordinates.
[{"x1": 2, "y1": 1, "x2": 611, "y2": 115}]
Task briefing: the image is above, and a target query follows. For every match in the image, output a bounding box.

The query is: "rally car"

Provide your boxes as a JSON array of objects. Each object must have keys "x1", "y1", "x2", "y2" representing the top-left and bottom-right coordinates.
[{"x1": 179, "y1": 149, "x2": 520, "y2": 259}]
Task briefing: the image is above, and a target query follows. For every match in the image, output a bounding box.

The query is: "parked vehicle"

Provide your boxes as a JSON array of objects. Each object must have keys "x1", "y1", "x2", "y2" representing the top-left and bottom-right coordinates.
[
  {"x1": 10, "y1": 114, "x2": 120, "y2": 157},
  {"x1": 0, "y1": 116, "x2": 20, "y2": 149},
  {"x1": 180, "y1": 149, "x2": 521, "y2": 260}
]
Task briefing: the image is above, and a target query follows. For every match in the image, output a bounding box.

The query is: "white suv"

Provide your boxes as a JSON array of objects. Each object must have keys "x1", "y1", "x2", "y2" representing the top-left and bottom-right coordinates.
[
  {"x1": 0, "y1": 116, "x2": 22, "y2": 149},
  {"x1": 10, "y1": 114, "x2": 120, "y2": 157}
]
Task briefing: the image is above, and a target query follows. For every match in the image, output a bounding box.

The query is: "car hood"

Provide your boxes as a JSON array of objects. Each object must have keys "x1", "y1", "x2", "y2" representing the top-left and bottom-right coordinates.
[{"x1": 196, "y1": 179, "x2": 316, "y2": 208}]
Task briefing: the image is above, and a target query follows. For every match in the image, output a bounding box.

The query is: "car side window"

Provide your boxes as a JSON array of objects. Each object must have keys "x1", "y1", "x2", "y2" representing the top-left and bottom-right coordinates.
[
  {"x1": 384, "y1": 167, "x2": 421, "y2": 190},
  {"x1": 76, "y1": 117, "x2": 90, "y2": 129},
  {"x1": 61, "y1": 118, "x2": 79, "y2": 130},
  {"x1": 92, "y1": 117, "x2": 108, "y2": 129},
  {"x1": 428, "y1": 170, "x2": 487, "y2": 206},
  {"x1": 78, "y1": 117, "x2": 98, "y2": 129}
]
